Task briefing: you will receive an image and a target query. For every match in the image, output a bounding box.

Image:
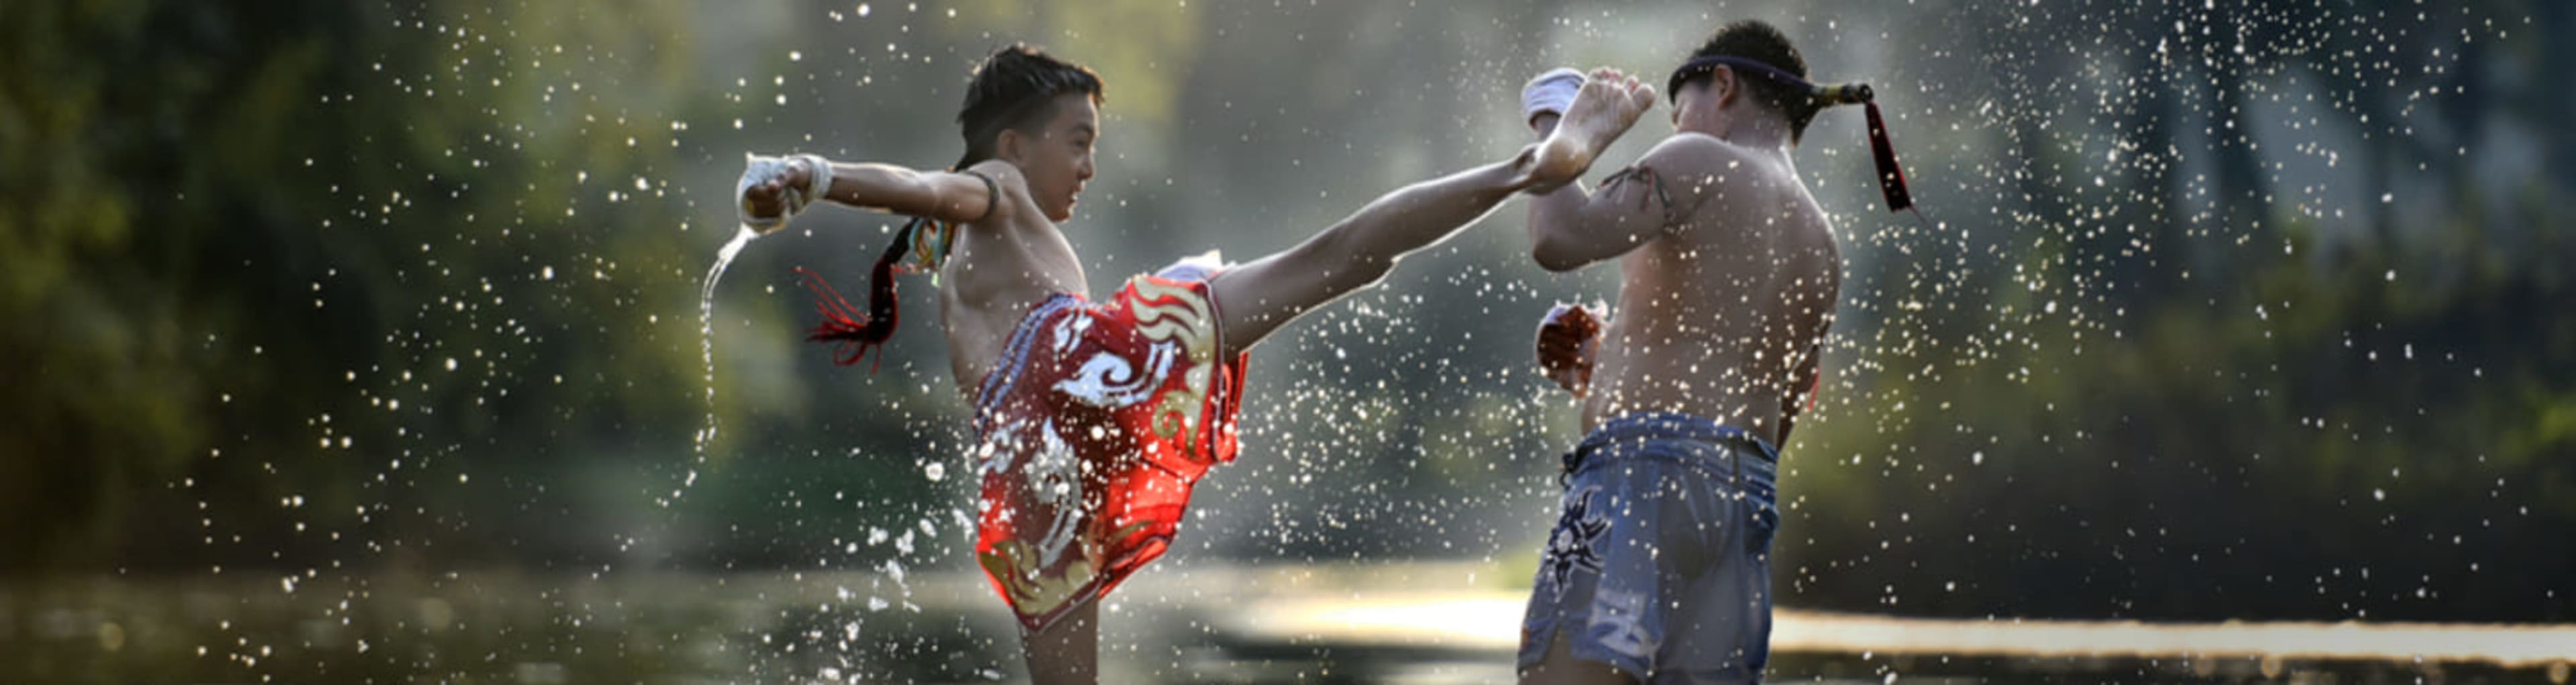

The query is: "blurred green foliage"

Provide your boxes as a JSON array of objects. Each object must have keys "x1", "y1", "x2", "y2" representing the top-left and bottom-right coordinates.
[
  {"x1": 0, "y1": 0, "x2": 728, "y2": 570},
  {"x1": 1, "y1": 0, "x2": 2568, "y2": 627}
]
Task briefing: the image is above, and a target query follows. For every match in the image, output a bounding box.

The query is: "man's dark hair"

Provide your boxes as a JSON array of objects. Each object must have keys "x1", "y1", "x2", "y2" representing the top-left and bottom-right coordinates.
[
  {"x1": 954, "y1": 44, "x2": 1104, "y2": 168},
  {"x1": 1681, "y1": 21, "x2": 1817, "y2": 144}
]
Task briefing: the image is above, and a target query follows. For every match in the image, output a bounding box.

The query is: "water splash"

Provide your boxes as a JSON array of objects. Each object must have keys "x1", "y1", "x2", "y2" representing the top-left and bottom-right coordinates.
[{"x1": 686, "y1": 225, "x2": 761, "y2": 500}]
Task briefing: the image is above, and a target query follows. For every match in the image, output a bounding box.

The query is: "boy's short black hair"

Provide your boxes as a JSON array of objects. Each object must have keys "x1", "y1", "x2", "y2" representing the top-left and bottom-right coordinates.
[
  {"x1": 1680, "y1": 21, "x2": 1817, "y2": 144},
  {"x1": 955, "y1": 44, "x2": 1104, "y2": 168}
]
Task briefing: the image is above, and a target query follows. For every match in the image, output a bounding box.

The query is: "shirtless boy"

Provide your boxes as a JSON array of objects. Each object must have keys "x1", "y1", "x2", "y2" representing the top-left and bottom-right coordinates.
[{"x1": 737, "y1": 44, "x2": 1655, "y2": 683}]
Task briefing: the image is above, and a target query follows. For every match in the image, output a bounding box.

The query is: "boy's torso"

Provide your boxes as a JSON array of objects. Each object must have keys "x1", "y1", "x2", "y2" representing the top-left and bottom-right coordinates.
[{"x1": 940, "y1": 202, "x2": 1089, "y2": 392}]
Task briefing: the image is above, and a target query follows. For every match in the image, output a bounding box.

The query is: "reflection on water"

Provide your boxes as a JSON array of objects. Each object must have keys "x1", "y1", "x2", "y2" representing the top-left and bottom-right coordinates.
[
  {"x1": 7, "y1": 565, "x2": 2572, "y2": 684},
  {"x1": 1, "y1": 570, "x2": 1018, "y2": 684},
  {"x1": 1234, "y1": 588, "x2": 2576, "y2": 684}
]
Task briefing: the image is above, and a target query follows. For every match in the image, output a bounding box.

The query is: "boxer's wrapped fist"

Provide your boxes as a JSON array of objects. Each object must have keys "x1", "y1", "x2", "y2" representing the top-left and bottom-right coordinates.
[
  {"x1": 737, "y1": 153, "x2": 835, "y2": 233},
  {"x1": 1521, "y1": 67, "x2": 1585, "y2": 131},
  {"x1": 1536, "y1": 303, "x2": 1604, "y2": 397}
]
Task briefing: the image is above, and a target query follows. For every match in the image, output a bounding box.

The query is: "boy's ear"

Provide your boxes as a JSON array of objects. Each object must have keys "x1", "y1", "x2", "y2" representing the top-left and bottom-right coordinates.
[{"x1": 996, "y1": 128, "x2": 1024, "y2": 162}]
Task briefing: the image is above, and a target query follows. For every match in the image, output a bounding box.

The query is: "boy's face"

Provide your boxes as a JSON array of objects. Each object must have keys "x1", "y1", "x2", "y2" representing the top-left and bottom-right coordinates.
[{"x1": 1004, "y1": 93, "x2": 1099, "y2": 223}]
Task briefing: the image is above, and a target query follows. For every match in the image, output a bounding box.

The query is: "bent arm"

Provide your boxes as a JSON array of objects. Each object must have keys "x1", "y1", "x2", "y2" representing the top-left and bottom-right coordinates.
[
  {"x1": 1208, "y1": 146, "x2": 1544, "y2": 356},
  {"x1": 1525, "y1": 135, "x2": 1719, "y2": 272}
]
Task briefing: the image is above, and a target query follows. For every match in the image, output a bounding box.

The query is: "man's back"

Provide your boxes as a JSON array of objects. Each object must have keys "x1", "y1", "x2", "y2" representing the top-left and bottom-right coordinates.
[{"x1": 1582, "y1": 133, "x2": 1839, "y2": 445}]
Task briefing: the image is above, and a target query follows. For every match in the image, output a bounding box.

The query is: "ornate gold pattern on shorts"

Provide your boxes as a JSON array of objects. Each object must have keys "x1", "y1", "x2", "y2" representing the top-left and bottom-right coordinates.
[
  {"x1": 979, "y1": 539, "x2": 1097, "y2": 618},
  {"x1": 1126, "y1": 276, "x2": 1218, "y2": 454}
]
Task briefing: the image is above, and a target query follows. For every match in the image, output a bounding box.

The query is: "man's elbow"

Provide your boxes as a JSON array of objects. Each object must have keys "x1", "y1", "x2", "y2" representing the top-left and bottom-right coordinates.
[{"x1": 1531, "y1": 238, "x2": 1589, "y2": 272}]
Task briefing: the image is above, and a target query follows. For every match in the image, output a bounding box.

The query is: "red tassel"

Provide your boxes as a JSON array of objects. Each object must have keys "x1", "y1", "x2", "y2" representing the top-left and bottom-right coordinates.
[
  {"x1": 794, "y1": 267, "x2": 892, "y2": 371},
  {"x1": 1865, "y1": 101, "x2": 1914, "y2": 213},
  {"x1": 794, "y1": 220, "x2": 924, "y2": 372},
  {"x1": 1806, "y1": 364, "x2": 1823, "y2": 414}
]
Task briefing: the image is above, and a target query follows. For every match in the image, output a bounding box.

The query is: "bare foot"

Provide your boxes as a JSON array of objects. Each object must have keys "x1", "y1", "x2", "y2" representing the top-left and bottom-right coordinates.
[{"x1": 1525, "y1": 68, "x2": 1656, "y2": 191}]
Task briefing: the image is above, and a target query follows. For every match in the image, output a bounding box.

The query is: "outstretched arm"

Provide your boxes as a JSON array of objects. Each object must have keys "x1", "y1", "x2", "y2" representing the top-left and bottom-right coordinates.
[
  {"x1": 741, "y1": 156, "x2": 1009, "y2": 227},
  {"x1": 816, "y1": 160, "x2": 1002, "y2": 223}
]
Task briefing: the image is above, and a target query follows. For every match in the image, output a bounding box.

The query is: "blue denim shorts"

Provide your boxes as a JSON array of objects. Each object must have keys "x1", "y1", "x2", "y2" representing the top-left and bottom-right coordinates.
[{"x1": 1519, "y1": 411, "x2": 1781, "y2": 683}]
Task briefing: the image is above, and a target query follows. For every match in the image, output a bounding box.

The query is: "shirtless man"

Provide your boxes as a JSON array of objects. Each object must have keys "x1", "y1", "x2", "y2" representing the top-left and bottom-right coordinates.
[
  {"x1": 1513, "y1": 21, "x2": 1845, "y2": 684},
  {"x1": 737, "y1": 44, "x2": 1654, "y2": 683}
]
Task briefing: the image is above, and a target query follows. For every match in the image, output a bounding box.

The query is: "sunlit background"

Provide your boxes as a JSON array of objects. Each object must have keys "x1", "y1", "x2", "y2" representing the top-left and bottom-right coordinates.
[{"x1": 4, "y1": 0, "x2": 2572, "y2": 682}]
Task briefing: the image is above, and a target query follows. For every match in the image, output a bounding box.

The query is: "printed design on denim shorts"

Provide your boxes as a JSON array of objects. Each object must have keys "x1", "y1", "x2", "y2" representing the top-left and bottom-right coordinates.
[
  {"x1": 1588, "y1": 586, "x2": 1655, "y2": 660},
  {"x1": 1540, "y1": 485, "x2": 1613, "y2": 597}
]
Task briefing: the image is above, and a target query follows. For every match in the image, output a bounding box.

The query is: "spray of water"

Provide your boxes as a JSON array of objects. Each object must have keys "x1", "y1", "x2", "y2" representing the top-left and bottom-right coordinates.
[{"x1": 686, "y1": 225, "x2": 761, "y2": 499}]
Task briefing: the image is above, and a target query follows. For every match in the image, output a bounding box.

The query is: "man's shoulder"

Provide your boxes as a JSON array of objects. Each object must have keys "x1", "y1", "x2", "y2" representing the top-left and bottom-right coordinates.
[
  {"x1": 1642, "y1": 133, "x2": 1747, "y2": 167},
  {"x1": 1639, "y1": 134, "x2": 1814, "y2": 229},
  {"x1": 1643, "y1": 134, "x2": 1790, "y2": 184},
  {"x1": 1651, "y1": 131, "x2": 1735, "y2": 153}
]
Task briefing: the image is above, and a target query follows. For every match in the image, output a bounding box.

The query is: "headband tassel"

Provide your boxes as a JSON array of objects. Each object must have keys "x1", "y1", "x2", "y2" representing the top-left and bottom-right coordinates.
[
  {"x1": 1864, "y1": 99, "x2": 1913, "y2": 213},
  {"x1": 1670, "y1": 56, "x2": 1926, "y2": 219},
  {"x1": 794, "y1": 217, "x2": 920, "y2": 372}
]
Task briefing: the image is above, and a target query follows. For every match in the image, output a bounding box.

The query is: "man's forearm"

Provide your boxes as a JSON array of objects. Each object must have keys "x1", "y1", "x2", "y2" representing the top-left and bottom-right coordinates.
[
  {"x1": 1525, "y1": 163, "x2": 1602, "y2": 271},
  {"x1": 1521, "y1": 110, "x2": 1591, "y2": 268}
]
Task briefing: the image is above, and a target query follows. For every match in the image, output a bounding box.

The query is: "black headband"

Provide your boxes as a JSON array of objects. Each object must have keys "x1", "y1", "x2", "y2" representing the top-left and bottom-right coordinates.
[
  {"x1": 1664, "y1": 55, "x2": 1917, "y2": 215},
  {"x1": 1666, "y1": 55, "x2": 1872, "y2": 107}
]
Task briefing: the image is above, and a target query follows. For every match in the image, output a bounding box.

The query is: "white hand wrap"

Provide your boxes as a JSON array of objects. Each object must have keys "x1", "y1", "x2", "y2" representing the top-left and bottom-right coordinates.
[
  {"x1": 736, "y1": 153, "x2": 835, "y2": 232},
  {"x1": 1521, "y1": 68, "x2": 1585, "y2": 129}
]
